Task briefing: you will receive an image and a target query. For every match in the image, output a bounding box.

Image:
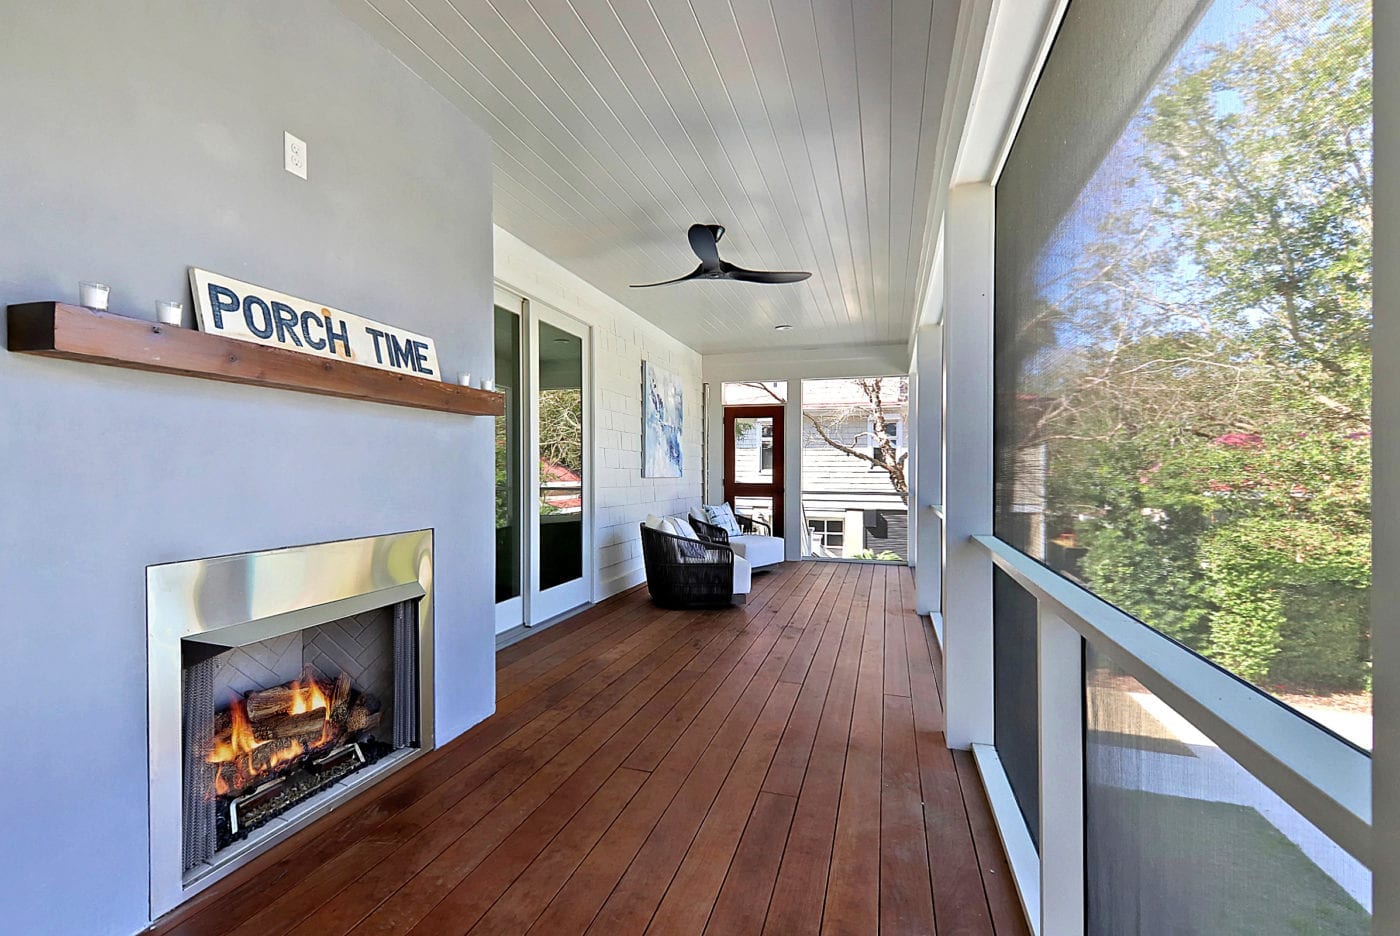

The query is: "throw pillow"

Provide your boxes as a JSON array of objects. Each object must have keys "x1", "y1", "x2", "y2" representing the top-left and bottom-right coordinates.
[
  {"x1": 702, "y1": 503, "x2": 742, "y2": 536},
  {"x1": 660, "y1": 516, "x2": 706, "y2": 561}
]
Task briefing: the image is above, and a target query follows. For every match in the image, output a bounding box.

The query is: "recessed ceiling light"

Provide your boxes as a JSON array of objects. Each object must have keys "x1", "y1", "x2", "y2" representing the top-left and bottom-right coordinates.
[{"x1": 774, "y1": 324, "x2": 793, "y2": 331}]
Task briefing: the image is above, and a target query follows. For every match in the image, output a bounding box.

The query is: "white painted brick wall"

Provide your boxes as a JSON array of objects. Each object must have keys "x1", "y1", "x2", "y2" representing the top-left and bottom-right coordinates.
[{"x1": 494, "y1": 227, "x2": 704, "y2": 600}]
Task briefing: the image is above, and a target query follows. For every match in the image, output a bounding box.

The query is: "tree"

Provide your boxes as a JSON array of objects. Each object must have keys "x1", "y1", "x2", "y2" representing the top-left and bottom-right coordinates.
[
  {"x1": 1006, "y1": 0, "x2": 1372, "y2": 693},
  {"x1": 742, "y1": 378, "x2": 910, "y2": 505}
]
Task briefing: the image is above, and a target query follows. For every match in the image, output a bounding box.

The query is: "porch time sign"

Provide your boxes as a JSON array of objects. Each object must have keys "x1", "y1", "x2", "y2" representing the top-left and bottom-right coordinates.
[{"x1": 189, "y1": 269, "x2": 440, "y2": 379}]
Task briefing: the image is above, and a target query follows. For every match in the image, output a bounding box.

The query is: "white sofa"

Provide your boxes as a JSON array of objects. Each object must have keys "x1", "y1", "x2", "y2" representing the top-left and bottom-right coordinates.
[{"x1": 689, "y1": 507, "x2": 785, "y2": 570}]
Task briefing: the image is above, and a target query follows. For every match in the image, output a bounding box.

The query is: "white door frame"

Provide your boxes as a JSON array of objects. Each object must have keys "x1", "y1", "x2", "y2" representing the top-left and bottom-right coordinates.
[
  {"x1": 493, "y1": 288, "x2": 596, "y2": 631},
  {"x1": 527, "y1": 302, "x2": 593, "y2": 624}
]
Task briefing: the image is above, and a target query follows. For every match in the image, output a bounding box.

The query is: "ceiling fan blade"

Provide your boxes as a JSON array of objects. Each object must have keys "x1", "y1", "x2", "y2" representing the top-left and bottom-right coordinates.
[
  {"x1": 687, "y1": 223, "x2": 724, "y2": 265},
  {"x1": 629, "y1": 263, "x2": 707, "y2": 288},
  {"x1": 722, "y1": 266, "x2": 812, "y2": 284}
]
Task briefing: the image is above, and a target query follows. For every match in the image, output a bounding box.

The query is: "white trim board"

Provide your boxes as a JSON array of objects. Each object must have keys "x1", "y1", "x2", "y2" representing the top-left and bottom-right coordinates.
[{"x1": 971, "y1": 743, "x2": 1042, "y2": 936}]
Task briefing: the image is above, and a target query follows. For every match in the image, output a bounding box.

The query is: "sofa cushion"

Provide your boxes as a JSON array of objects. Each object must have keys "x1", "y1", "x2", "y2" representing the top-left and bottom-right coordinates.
[
  {"x1": 730, "y1": 534, "x2": 784, "y2": 569},
  {"x1": 731, "y1": 554, "x2": 752, "y2": 595}
]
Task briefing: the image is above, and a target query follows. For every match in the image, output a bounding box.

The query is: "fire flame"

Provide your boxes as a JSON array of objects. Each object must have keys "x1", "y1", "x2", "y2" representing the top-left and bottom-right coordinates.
[{"x1": 207, "y1": 669, "x2": 338, "y2": 797}]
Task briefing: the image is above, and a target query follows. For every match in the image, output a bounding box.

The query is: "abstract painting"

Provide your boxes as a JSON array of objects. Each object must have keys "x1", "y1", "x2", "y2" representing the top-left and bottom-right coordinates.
[{"x1": 642, "y1": 361, "x2": 684, "y2": 477}]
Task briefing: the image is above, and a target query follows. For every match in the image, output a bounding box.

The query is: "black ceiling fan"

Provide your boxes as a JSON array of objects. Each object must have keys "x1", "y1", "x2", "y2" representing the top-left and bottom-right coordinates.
[{"x1": 630, "y1": 223, "x2": 811, "y2": 287}]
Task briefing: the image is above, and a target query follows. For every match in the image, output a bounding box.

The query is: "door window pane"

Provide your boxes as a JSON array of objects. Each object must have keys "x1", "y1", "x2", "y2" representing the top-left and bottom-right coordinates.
[
  {"x1": 732, "y1": 496, "x2": 774, "y2": 532},
  {"x1": 732, "y1": 417, "x2": 775, "y2": 483},
  {"x1": 494, "y1": 306, "x2": 522, "y2": 604},
  {"x1": 538, "y1": 321, "x2": 583, "y2": 591},
  {"x1": 994, "y1": 0, "x2": 1373, "y2": 744},
  {"x1": 1086, "y1": 644, "x2": 1370, "y2": 934}
]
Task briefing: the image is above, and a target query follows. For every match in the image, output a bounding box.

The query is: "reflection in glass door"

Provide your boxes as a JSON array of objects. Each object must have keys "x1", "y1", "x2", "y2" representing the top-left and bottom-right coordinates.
[
  {"x1": 494, "y1": 299, "x2": 524, "y2": 634},
  {"x1": 532, "y1": 311, "x2": 589, "y2": 620}
]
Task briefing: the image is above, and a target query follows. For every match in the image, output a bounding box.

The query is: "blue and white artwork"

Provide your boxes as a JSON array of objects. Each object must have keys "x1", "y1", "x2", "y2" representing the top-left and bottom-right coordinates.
[{"x1": 642, "y1": 361, "x2": 684, "y2": 478}]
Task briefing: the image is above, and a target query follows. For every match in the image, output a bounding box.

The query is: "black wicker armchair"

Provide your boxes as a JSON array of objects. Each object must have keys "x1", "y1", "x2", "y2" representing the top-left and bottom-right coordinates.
[{"x1": 640, "y1": 522, "x2": 742, "y2": 608}]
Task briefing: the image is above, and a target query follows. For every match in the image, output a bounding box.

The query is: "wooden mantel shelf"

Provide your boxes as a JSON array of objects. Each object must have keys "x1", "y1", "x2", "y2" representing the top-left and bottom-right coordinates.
[{"x1": 6, "y1": 302, "x2": 504, "y2": 417}]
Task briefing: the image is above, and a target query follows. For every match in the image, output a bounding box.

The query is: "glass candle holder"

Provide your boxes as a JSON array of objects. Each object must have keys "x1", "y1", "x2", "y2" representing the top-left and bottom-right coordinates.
[
  {"x1": 480, "y1": 377, "x2": 495, "y2": 392},
  {"x1": 457, "y1": 372, "x2": 473, "y2": 386},
  {"x1": 79, "y1": 282, "x2": 110, "y2": 311},
  {"x1": 155, "y1": 300, "x2": 183, "y2": 327}
]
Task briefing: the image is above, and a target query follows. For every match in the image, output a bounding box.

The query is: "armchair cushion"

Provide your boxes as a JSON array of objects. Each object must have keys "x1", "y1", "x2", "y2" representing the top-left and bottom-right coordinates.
[{"x1": 729, "y1": 533, "x2": 785, "y2": 569}]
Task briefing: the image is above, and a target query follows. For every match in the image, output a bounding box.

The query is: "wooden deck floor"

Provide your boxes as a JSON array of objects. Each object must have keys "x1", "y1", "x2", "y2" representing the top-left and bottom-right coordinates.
[{"x1": 153, "y1": 561, "x2": 1030, "y2": 936}]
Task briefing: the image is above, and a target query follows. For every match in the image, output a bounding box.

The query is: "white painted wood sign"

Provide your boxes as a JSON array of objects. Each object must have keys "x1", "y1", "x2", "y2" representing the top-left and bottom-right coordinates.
[{"x1": 189, "y1": 268, "x2": 441, "y2": 380}]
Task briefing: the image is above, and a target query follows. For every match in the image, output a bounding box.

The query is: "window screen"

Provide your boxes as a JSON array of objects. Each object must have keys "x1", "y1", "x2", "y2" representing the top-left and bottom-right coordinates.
[
  {"x1": 1086, "y1": 644, "x2": 1370, "y2": 933},
  {"x1": 994, "y1": 0, "x2": 1373, "y2": 746}
]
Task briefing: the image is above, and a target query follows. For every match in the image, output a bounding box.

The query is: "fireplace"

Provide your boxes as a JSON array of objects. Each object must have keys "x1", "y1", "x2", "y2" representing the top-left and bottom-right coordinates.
[{"x1": 147, "y1": 531, "x2": 434, "y2": 918}]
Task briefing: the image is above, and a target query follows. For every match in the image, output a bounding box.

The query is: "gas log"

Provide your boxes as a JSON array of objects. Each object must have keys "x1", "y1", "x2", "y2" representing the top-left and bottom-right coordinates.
[
  {"x1": 250, "y1": 707, "x2": 328, "y2": 742},
  {"x1": 208, "y1": 669, "x2": 385, "y2": 801},
  {"x1": 245, "y1": 685, "x2": 299, "y2": 722}
]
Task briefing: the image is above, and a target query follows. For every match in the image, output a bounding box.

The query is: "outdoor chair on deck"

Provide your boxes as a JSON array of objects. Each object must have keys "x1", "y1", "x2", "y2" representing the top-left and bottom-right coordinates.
[{"x1": 640, "y1": 517, "x2": 751, "y2": 608}]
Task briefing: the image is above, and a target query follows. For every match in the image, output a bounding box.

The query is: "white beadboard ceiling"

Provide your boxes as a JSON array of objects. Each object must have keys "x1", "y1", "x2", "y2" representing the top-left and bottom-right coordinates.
[{"x1": 337, "y1": 0, "x2": 962, "y2": 355}]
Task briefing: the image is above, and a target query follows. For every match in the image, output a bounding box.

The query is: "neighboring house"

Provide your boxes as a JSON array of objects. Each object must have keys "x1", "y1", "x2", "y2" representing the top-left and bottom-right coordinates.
[{"x1": 729, "y1": 378, "x2": 909, "y2": 560}]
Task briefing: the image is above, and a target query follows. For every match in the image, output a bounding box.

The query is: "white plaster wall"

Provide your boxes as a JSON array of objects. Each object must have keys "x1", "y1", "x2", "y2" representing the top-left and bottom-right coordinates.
[
  {"x1": 0, "y1": 4, "x2": 495, "y2": 932},
  {"x1": 494, "y1": 228, "x2": 704, "y2": 600}
]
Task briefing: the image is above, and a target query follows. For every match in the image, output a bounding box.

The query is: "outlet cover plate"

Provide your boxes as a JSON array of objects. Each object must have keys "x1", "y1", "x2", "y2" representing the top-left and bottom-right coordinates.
[{"x1": 284, "y1": 131, "x2": 307, "y2": 180}]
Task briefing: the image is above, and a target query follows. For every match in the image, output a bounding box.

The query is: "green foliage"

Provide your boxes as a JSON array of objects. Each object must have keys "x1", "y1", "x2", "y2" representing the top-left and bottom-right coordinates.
[
  {"x1": 852, "y1": 549, "x2": 905, "y2": 562},
  {"x1": 1020, "y1": 0, "x2": 1372, "y2": 694}
]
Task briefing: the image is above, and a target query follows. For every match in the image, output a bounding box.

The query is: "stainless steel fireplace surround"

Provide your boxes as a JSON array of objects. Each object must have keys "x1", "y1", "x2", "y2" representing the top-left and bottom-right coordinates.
[{"x1": 147, "y1": 530, "x2": 434, "y2": 919}]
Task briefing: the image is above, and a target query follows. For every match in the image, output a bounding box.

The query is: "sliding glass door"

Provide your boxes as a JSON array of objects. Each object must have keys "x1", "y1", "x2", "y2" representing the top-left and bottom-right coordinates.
[
  {"x1": 494, "y1": 289, "x2": 592, "y2": 634},
  {"x1": 531, "y1": 307, "x2": 590, "y2": 621}
]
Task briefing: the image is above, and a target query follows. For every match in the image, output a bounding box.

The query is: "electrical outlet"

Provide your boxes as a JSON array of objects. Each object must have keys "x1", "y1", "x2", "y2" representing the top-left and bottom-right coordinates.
[{"x1": 284, "y1": 131, "x2": 307, "y2": 180}]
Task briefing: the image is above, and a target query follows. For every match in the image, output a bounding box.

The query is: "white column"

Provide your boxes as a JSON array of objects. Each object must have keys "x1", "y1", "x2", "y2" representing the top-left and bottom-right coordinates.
[
  {"x1": 942, "y1": 183, "x2": 996, "y2": 749},
  {"x1": 914, "y1": 324, "x2": 944, "y2": 615},
  {"x1": 704, "y1": 381, "x2": 725, "y2": 504},
  {"x1": 1373, "y1": 1, "x2": 1398, "y2": 928},
  {"x1": 1038, "y1": 606, "x2": 1084, "y2": 936},
  {"x1": 784, "y1": 379, "x2": 803, "y2": 560}
]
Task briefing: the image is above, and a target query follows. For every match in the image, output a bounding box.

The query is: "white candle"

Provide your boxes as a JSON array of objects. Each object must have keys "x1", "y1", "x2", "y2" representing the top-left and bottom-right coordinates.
[
  {"x1": 457, "y1": 372, "x2": 473, "y2": 386},
  {"x1": 79, "y1": 281, "x2": 110, "y2": 311},
  {"x1": 155, "y1": 300, "x2": 183, "y2": 326},
  {"x1": 480, "y1": 378, "x2": 495, "y2": 392}
]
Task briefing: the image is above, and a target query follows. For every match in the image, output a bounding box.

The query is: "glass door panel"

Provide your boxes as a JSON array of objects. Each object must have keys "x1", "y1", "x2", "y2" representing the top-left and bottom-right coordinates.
[
  {"x1": 532, "y1": 311, "x2": 590, "y2": 621},
  {"x1": 494, "y1": 299, "x2": 524, "y2": 634},
  {"x1": 723, "y1": 405, "x2": 784, "y2": 536}
]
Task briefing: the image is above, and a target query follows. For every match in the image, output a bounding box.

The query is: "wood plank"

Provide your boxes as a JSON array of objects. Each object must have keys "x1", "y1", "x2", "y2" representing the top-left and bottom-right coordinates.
[
  {"x1": 704, "y1": 791, "x2": 798, "y2": 935},
  {"x1": 583, "y1": 591, "x2": 829, "y2": 931},
  {"x1": 821, "y1": 565, "x2": 887, "y2": 935},
  {"x1": 6, "y1": 302, "x2": 503, "y2": 416},
  {"x1": 763, "y1": 565, "x2": 873, "y2": 934},
  {"x1": 525, "y1": 587, "x2": 818, "y2": 934},
  {"x1": 464, "y1": 764, "x2": 650, "y2": 934},
  {"x1": 954, "y1": 749, "x2": 1033, "y2": 936},
  {"x1": 879, "y1": 693, "x2": 935, "y2": 934},
  {"x1": 901, "y1": 568, "x2": 992, "y2": 936},
  {"x1": 643, "y1": 680, "x2": 801, "y2": 933},
  {"x1": 762, "y1": 563, "x2": 859, "y2": 797},
  {"x1": 883, "y1": 561, "x2": 912, "y2": 697}
]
